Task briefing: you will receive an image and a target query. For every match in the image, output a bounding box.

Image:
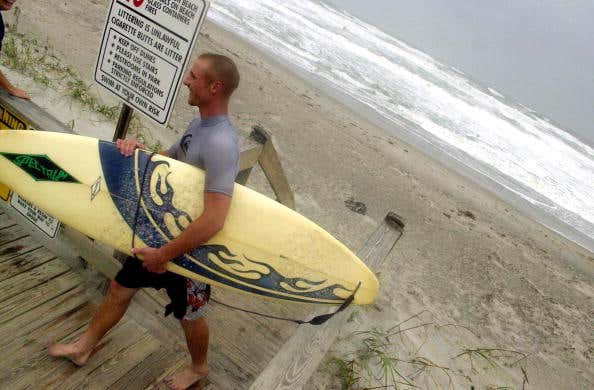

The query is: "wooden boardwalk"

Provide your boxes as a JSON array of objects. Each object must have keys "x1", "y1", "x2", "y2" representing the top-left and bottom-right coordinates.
[{"x1": 0, "y1": 210, "x2": 295, "y2": 389}]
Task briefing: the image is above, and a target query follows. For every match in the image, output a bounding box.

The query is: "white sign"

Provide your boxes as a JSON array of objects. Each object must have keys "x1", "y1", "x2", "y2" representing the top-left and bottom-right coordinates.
[
  {"x1": 10, "y1": 193, "x2": 60, "y2": 238},
  {"x1": 95, "y1": 0, "x2": 210, "y2": 125}
]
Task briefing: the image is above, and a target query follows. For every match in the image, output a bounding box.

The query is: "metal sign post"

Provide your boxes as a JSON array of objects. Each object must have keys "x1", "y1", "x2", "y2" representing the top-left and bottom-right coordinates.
[
  {"x1": 95, "y1": 0, "x2": 210, "y2": 127},
  {"x1": 112, "y1": 103, "x2": 134, "y2": 142}
]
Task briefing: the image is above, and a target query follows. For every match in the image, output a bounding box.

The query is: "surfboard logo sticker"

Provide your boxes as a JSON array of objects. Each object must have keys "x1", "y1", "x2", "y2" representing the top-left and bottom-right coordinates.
[
  {"x1": 0, "y1": 153, "x2": 80, "y2": 183},
  {"x1": 91, "y1": 176, "x2": 101, "y2": 201}
]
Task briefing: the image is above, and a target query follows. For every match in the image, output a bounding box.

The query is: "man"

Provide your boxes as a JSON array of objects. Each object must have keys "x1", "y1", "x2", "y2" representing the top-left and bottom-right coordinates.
[
  {"x1": 0, "y1": 0, "x2": 30, "y2": 99},
  {"x1": 48, "y1": 53, "x2": 241, "y2": 390}
]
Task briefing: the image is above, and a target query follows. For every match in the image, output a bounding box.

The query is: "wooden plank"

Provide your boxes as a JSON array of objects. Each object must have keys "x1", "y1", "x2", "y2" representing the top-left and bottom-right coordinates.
[
  {"x1": 0, "y1": 285, "x2": 88, "y2": 344},
  {"x1": 0, "y1": 258, "x2": 70, "y2": 301},
  {"x1": 0, "y1": 315, "x2": 115, "y2": 390},
  {"x1": 0, "y1": 247, "x2": 56, "y2": 282},
  {"x1": 252, "y1": 127, "x2": 295, "y2": 210},
  {"x1": 239, "y1": 145, "x2": 264, "y2": 171},
  {"x1": 0, "y1": 204, "x2": 119, "y2": 297},
  {"x1": 0, "y1": 328, "x2": 89, "y2": 390},
  {"x1": 22, "y1": 325, "x2": 92, "y2": 388},
  {"x1": 249, "y1": 213, "x2": 405, "y2": 390},
  {"x1": 110, "y1": 344, "x2": 183, "y2": 390},
  {"x1": 61, "y1": 228, "x2": 122, "y2": 280},
  {"x1": 235, "y1": 167, "x2": 254, "y2": 186},
  {"x1": 126, "y1": 289, "x2": 185, "y2": 345},
  {"x1": 0, "y1": 271, "x2": 82, "y2": 324},
  {"x1": 0, "y1": 235, "x2": 43, "y2": 263},
  {"x1": 0, "y1": 301, "x2": 95, "y2": 376},
  {"x1": 0, "y1": 224, "x2": 29, "y2": 246},
  {"x1": 145, "y1": 359, "x2": 187, "y2": 390},
  {"x1": 206, "y1": 302, "x2": 296, "y2": 378},
  {"x1": 206, "y1": 341, "x2": 260, "y2": 389},
  {"x1": 0, "y1": 212, "x2": 15, "y2": 229},
  {"x1": 39, "y1": 320, "x2": 148, "y2": 390},
  {"x1": 238, "y1": 149, "x2": 262, "y2": 187},
  {"x1": 67, "y1": 332, "x2": 160, "y2": 390}
]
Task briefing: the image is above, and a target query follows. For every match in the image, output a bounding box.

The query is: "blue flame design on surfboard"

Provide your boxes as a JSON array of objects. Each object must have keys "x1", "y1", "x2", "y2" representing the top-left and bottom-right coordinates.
[{"x1": 98, "y1": 141, "x2": 351, "y2": 303}]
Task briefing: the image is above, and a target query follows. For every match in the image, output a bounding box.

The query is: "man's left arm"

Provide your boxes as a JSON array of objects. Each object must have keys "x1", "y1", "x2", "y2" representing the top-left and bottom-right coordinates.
[
  {"x1": 0, "y1": 69, "x2": 30, "y2": 99},
  {"x1": 133, "y1": 191, "x2": 231, "y2": 273}
]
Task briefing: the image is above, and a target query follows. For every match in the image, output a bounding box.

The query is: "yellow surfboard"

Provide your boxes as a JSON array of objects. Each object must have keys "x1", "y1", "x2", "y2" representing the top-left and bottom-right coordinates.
[{"x1": 0, "y1": 130, "x2": 378, "y2": 305}]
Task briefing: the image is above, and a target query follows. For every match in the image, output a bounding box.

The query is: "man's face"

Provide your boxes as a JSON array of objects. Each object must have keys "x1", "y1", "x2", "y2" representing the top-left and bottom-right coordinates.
[
  {"x1": 183, "y1": 59, "x2": 214, "y2": 107},
  {"x1": 0, "y1": 0, "x2": 16, "y2": 11}
]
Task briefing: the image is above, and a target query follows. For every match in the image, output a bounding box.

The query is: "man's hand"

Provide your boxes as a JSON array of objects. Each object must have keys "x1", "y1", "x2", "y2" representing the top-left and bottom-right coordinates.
[
  {"x1": 8, "y1": 87, "x2": 31, "y2": 100},
  {"x1": 116, "y1": 138, "x2": 146, "y2": 157},
  {"x1": 132, "y1": 246, "x2": 169, "y2": 274}
]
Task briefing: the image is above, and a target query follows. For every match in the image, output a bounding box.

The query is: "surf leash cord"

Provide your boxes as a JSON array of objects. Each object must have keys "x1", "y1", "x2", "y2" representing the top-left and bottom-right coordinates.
[{"x1": 211, "y1": 282, "x2": 361, "y2": 326}]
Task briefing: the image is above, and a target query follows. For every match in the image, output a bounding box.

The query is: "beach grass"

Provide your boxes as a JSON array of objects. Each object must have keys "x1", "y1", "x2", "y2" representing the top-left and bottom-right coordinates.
[{"x1": 326, "y1": 312, "x2": 529, "y2": 390}]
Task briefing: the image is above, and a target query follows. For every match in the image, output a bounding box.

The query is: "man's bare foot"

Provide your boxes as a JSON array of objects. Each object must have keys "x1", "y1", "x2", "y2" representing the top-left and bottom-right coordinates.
[
  {"x1": 47, "y1": 341, "x2": 93, "y2": 366},
  {"x1": 163, "y1": 365, "x2": 208, "y2": 390}
]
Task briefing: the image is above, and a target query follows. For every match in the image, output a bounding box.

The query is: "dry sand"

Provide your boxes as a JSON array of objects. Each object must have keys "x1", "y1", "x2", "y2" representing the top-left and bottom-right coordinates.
[{"x1": 3, "y1": 1, "x2": 593, "y2": 389}]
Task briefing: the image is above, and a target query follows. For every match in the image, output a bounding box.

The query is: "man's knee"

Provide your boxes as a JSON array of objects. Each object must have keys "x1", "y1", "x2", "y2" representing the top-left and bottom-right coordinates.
[
  {"x1": 181, "y1": 316, "x2": 208, "y2": 330},
  {"x1": 107, "y1": 280, "x2": 137, "y2": 303}
]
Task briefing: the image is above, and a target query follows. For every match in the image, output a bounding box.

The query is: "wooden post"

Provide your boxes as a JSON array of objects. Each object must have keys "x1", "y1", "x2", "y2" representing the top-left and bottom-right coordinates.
[
  {"x1": 249, "y1": 212, "x2": 405, "y2": 390},
  {"x1": 236, "y1": 144, "x2": 264, "y2": 185},
  {"x1": 112, "y1": 103, "x2": 133, "y2": 142},
  {"x1": 251, "y1": 125, "x2": 295, "y2": 210}
]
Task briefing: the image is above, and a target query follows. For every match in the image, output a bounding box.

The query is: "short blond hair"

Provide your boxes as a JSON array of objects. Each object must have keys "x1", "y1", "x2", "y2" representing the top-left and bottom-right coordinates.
[{"x1": 199, "y1": 53, "x2": 240, "y2": 97}]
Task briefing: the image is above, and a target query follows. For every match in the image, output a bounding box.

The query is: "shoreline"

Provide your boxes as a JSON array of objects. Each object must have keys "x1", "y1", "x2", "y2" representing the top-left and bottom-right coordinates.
[
  {"x1": 210, "y1": 20, "x2": 594, "y2": 257},
  {"x1": 3, "y1": 3, "x2": 593, "y2": 388}
]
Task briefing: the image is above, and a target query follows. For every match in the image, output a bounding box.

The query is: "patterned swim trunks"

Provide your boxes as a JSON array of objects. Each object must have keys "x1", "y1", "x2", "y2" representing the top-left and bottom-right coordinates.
[
  {"x1": 184, "y1": 279, "x2": 210, "y2": 320},
  {"x1": 115, "y1": 257, "x2": 210, "y2": 320}
]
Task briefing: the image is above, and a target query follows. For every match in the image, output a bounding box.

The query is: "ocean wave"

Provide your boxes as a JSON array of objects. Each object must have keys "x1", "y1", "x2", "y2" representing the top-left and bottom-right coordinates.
[{"x1": 208, "y1": 0, "x2": 594, "y2": 244}]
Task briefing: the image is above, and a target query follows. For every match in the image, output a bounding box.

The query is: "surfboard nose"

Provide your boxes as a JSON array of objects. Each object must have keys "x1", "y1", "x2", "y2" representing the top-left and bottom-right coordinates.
[{"x1": 353, "y1": 273, "x2": 380, "y2": 305}]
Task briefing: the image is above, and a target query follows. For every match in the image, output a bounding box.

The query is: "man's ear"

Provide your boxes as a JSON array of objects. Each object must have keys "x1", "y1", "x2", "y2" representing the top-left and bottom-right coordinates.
[{"x1": 211, "y1": 80, "x2": 224, "y2": 95}]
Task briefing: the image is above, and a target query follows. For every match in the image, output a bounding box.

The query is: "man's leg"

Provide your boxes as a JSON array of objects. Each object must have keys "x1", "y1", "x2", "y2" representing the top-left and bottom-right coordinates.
[
  {"x1": 48, "y1": 280, "x2": 138, "y2": 365},
  {"x1": 164, "y1": 317, "x2": 210, "y2": 390}
]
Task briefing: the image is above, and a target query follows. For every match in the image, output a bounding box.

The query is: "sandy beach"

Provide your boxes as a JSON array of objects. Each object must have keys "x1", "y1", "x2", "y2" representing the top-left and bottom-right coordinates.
[{"x1": 2, "y1": 1, "x2": 593, "y2": 388}]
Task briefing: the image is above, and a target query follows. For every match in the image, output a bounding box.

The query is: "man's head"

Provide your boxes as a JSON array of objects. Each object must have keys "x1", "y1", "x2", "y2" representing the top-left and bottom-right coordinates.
[
  {"x1": 0, "y1": 0, "x2": 16, "y2": 11},
  {"x1": 183, "y1": 53, "x2": 239, "y2": 109}
]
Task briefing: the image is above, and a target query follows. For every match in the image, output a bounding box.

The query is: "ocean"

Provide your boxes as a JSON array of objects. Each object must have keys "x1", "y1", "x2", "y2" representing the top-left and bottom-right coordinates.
[{"x1": 207, "y1": 0, "x2": 594, "y2": 253}]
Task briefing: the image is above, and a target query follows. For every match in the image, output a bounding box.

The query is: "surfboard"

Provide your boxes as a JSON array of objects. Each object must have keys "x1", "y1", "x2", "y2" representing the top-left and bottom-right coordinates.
[{"x1": 0, "y1": 130, "x2": 379, "y2": 305}]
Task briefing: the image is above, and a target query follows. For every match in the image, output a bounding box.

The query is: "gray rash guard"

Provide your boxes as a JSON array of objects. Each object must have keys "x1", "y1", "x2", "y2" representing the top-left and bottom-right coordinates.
[{"x1": 168, "y1": 115, "x2": 240, "y2": 196}]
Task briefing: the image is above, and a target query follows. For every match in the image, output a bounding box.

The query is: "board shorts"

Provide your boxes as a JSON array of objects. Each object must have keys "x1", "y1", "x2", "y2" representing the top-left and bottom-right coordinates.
[{"x1": 115, "y1": 257, "x2": 210, "y2": 321}]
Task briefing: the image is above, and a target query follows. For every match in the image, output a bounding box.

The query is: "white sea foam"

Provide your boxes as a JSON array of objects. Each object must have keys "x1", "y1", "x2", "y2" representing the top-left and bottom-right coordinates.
[{"x1": 209, "y1": 0, "x2": 594, "y2": 244}]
